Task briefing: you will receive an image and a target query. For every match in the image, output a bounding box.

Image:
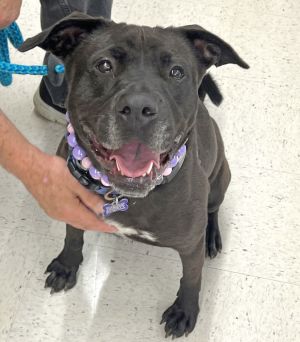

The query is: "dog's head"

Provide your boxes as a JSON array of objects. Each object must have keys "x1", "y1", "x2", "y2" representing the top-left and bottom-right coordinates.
[{"x1": 20, "y1": 12, "x2": 248, "y2": 197}]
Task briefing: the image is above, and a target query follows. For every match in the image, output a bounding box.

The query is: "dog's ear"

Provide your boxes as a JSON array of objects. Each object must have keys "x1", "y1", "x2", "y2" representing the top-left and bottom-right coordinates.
[
  {"x1": 18, "y1": 12, "x2": 110, "y2": 58},
  {"x1": 177, "y1": 25, "x2": 249, "y2": 69}
]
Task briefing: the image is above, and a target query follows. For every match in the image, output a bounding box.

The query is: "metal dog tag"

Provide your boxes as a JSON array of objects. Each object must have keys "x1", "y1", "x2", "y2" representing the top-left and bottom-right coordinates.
[{"x1": 103, "y1": 198, "x2": 129, "y2": 217}]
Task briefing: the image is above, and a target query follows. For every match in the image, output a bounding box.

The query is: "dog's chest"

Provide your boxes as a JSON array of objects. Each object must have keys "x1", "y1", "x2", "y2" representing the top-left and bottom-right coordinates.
[{"x1": 105, "y1": 218, "x2": 158, "y2": 243}]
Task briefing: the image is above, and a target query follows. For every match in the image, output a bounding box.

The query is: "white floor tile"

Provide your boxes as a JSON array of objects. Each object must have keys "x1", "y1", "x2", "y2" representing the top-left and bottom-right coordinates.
[
  {"x1": 208, "y1": 166, "x2": 300, "y2": 284},
  {"x1": 236, "y1": 0, "x2": 300, "y2": 19},
  {"x1": 224, "y1": 11, "x2": 300, "y2": 88},
  {"x1": 205, "y1": 78, "x2": 300, "y2": 174},
  {"x1": 5, "y1": 239, "x2": 300, "y2": 342},
  {"x1": 127, "y1": 0, "x2": 237, "y2": 39},
  {"x1": 0, "y1": 229, "x2": 41, "y2": 338}
]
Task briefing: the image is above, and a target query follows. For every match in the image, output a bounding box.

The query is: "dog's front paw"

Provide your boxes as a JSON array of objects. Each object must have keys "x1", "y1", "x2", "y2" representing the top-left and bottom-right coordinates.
[
  {"x1": 45, "y1": 258, "x2": 79, "y2": 293},
  {"x1": 161, "y1": 299, "x2": 199, "y2": 338}
]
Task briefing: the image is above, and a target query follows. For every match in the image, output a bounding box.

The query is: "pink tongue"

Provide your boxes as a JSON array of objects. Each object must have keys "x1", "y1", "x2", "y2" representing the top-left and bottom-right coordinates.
[{"x1": 110, "y1": 140, "x2": 160, "y2": 178}]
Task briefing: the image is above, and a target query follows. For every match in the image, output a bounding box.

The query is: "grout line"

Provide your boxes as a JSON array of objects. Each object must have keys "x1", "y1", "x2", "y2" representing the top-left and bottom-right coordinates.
[
  {"x1": 206, "y1": 265, "x2": 300, "y2": 287},
  {"x1": 11, "y1": 228, "x2": 300, "y2": 288},
  {"x1": 3, "y1": 232, "x2": 43, "y2": 342}
]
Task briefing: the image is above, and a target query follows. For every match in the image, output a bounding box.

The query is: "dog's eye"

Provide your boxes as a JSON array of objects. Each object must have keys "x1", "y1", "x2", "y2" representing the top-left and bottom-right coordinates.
[
  {"x1": 96, "y1": 59, "x2": 113, "y2": 73},
  {"x1": 169, "y1": 66, "x2": 185, "y2": 80}
]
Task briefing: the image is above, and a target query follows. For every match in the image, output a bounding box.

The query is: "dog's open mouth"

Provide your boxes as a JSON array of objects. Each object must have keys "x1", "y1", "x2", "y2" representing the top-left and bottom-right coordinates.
[
  {"x1": 112, "y1": 140, "x2": 161, "y2": 178},
  {"x1": 90, "y1": 138, "x2": 169, "y2": 181},
  {"x1": 73, "y1": 119, "x2": 187, "y2": 197},
  {"x1": 88, "y1": 137, "x2": 174, "y2": 197}
]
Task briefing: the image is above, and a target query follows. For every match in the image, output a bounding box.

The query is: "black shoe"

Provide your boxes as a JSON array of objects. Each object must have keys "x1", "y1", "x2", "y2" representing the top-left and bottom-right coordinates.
[{"x1": 33, "y1": 79, "x2": 66, "y2": 125}]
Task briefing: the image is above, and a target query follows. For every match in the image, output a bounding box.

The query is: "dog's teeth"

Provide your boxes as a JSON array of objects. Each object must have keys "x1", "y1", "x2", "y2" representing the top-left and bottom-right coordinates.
[
  {"x1": 142, "y1": 173, "x2": 146, "y2": 177},
  {"x1": 116, "y1": 161, "x2": 120, "y2": 172},
  {"x1": 146, "y1": 162, "x2": 153, "y2": 175}
]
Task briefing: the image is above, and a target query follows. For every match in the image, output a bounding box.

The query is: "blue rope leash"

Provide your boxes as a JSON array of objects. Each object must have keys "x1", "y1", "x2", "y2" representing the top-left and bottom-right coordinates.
[{"x1": 0, "y1": 22, "x2": 64, "y2": 86}]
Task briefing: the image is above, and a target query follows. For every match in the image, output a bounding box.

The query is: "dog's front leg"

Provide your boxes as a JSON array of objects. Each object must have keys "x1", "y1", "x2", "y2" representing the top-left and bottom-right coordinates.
[
  {"x1": 161, "y1": 236, "x2": 205, "y2": 338},
  {"x1": 45, "y1": 224, "x2": 84, "y2": 293}
]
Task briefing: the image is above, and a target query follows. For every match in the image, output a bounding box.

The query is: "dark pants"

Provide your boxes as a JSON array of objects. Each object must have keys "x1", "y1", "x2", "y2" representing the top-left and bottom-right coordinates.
[{"x1": 40, "y1": 0, "x2": 112, "y2": 108}]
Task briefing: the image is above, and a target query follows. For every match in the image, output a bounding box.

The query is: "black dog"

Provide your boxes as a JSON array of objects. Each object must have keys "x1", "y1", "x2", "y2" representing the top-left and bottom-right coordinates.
[{"x1": 20, "y1": 12, "x2": 248, "y2": 338}]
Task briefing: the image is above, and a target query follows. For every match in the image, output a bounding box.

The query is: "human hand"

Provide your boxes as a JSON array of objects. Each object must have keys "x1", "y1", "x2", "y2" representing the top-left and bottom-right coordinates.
[
  {"x1": 0, "y1": 109, "x2": 116, "y2": 232},
  {"x1": 0, "y1": 0, "x2": 22, "y2": 28},
  {"x1": 23, "y1": 151, "x2": 117, "y2": 232}
]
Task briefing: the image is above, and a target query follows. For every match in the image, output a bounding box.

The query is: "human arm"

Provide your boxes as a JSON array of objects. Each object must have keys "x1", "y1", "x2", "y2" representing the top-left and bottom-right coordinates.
[
  {"x1": 0, "y1": 108, "x2": 117, "y2": 232},
  {"x1": 0, "y1": 0, "x2": 22, "y2": 28}
]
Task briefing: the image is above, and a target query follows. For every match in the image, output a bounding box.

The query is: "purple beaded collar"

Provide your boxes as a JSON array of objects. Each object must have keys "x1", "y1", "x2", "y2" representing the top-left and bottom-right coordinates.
[{"x1": 65, "y1": 112, "x2": 187, "y2": 216}]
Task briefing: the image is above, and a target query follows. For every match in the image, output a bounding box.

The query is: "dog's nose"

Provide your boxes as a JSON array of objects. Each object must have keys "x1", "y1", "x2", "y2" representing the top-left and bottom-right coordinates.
[{"x1": 117, "y1": 93, "x2": 158, "y2": 121}]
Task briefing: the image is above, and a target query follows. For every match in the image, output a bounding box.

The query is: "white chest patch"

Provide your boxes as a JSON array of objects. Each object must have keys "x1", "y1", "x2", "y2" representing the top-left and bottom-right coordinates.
[{"x1": 105, "y1": 219, "x2": 157, "y2": 242}]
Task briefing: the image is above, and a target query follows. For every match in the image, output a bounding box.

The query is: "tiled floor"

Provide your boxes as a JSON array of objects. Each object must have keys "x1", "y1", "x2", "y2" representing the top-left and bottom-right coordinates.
[{"x1": 0, "y1": 0, "x2": 299, "y2": 341}]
